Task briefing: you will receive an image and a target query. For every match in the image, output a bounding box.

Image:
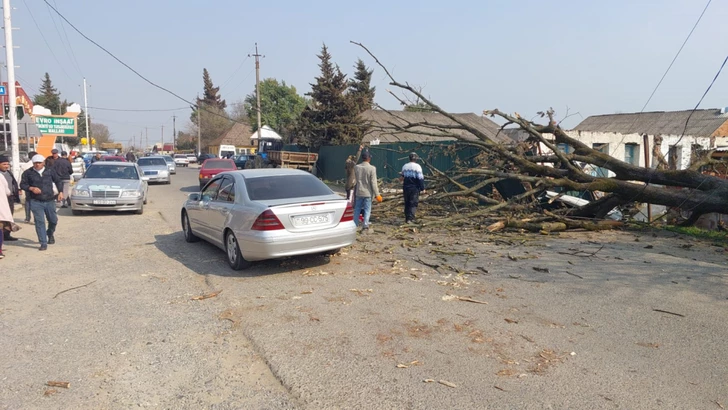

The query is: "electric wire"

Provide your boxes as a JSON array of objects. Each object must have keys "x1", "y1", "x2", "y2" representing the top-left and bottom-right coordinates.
[
  {"x1": 43, "y1": 0, "x2": 83, "y2": 77},
  {"x1": 51, "y1": 0, "x2": 84, "y2": 77},
  {"x1": 88, "y1": 106, "x2": 189, "y2": 112},
  {"x1": 20, "y1": 0, "x2": 74, "y2": 82}
]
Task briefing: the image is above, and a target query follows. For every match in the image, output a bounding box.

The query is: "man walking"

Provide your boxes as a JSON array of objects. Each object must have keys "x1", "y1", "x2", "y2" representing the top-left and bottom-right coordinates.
[
  {"x1": 20, "y1": 154, "x2": 64, "y2": 251},
  {"x1": 353, "y1": 151, "x2": 382, "y2": 232},
  {"x1": 0, "y1": 155, "x2": 20, "y2": 241},
  {"x1": 20, "y1": 151, "x2": 37, "y2": 223},
  {"x1": 400, "y1": 152, "x2": 426, "y2": 224},
  {"x1": 52, "y1": 150, "x2": 74, "y2": 208}
]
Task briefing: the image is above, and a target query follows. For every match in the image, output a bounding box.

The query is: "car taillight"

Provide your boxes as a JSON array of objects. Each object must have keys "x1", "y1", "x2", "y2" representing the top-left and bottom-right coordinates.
[
  {"x1": 340, "y1": 202, "x2": 354, "y2": 222},
  {"x1": 252, "y1": 209, "x2": 285, "y2": 231}
]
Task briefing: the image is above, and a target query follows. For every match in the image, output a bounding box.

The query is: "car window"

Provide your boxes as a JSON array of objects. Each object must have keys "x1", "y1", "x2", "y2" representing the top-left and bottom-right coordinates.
[
  {"x1": 202, "y1": 178, "x2": 223, "y2": 201},
  {"x1": 85, "y1": 165, "x2": 139, "y2": 180},
  {"x1": 216, "y1": 176, "x2": 236, "y2": 203},
  {"x1": 202, "y1": 160, "x2": 235, "y2": 169},
  {"x1": 246, "y1": 174, "x2": 333, "y2": 200},
  {"x1": 137, "y1": 158, "x2": 167, "y2": 166}
]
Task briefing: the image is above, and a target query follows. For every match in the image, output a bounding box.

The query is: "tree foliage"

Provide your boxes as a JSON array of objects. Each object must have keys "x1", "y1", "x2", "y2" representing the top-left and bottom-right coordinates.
[
  {"x1": 348, "y1": 59, "x2": 375, "y2": 112},
  {"x1": 32, "y1": 73, "x2": 63, "y2": 115},
  {"x1": 244, "y1": 78, "x2": 307, "y2": 141},
  {"x1": 187, "y1": 103, "x2": 232, "y2": 147},
  {"x1": 90, "y1": 122, "x2": 112, "y2": 145},
  {"x1": 298, "y1": 44, "x2": 366, "y2": 150},
  {"x1": 191, "y1": 68, "x2": 227, "y2": 124}
]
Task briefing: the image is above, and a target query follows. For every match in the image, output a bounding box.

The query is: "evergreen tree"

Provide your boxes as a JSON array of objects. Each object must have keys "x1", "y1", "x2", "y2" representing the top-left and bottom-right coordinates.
[
  {"x1": 32, "y1": 73, "x2": 63, "y2": 115},
  {"x1": 198, "y1": 68, "x2": 226, "y2": 109},
  {"x1": 348, "y1": 59, "x2": 375, "y2": 112},
  {"x1": 243, "y1": 78, "x2": 307, "y2": 141},
  {"x1": 298, "y1": 44, "x2": 365, "y2": 150}
]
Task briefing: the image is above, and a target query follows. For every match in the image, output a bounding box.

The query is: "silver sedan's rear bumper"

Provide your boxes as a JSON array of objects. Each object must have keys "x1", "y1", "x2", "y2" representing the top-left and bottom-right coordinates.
[
  {"x1": 71, "y1": 196, "x2": 143, "y2": 212},
  {"x1": 237, "y1": 222, "x2": 357, "y2": 261}
]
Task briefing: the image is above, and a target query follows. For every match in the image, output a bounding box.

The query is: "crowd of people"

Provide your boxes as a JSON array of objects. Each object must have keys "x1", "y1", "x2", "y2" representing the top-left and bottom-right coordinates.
[
  {"x1": 344, "y1": 146, "x2": 426, "y2": 233},
  {"x1": 0, "y1": 149, "x2": 73, "y2": 258}
]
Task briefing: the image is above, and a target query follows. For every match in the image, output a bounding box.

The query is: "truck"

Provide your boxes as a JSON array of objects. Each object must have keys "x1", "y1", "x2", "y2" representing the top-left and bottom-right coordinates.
[
  {"x1": 244, "y1": 138, "x2": 318, "y2": 172},
  {"x1": 100, "y1": 142, "x2": 123, "y2": 156}
]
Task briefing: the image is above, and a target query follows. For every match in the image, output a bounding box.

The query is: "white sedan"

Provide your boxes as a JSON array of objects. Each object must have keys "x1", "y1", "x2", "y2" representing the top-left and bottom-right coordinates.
[
  {"x1": 181, "y1": 169, "x2": 356, "y2": 270},
  {"x1": 173, "y1": 154, "x2": 190, "y2": 167}
]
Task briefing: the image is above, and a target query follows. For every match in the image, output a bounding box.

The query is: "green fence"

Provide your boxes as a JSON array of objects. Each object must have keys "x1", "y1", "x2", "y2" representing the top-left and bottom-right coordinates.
[{"x1": 315, "y1": 142, "x2": 483, "y2": 182}]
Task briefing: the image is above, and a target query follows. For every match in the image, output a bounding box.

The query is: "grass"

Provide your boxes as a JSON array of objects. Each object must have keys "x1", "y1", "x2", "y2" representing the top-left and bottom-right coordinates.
[{"x1": 664, "y1": 225, "x2": 728, "y2": 244}]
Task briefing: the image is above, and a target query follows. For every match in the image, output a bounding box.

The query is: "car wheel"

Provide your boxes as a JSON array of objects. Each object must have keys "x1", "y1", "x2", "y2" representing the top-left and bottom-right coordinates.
[
  {"x1": 182, "y1": 211, "x2": 199, "y2": 243},
  {"x1": 72, "y1": 209, "x2": 82, "y2": 216},
  {"x1": 143, "y1": 195, "x2": 148, "y2": 205},
  {"x1": 135, "y1": 204, "x2": 144, "y2": 215},
  {"x1": 225, "y1": 230, "x2": 251, "y2": 270},
  {"x1": 166, "y1": 178, "x2": 171, "y2": 185}
]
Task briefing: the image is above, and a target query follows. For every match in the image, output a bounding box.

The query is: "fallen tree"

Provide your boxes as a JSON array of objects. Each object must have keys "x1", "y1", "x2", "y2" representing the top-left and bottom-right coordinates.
[{"x1": 352, "y1": 42, "x2": 728, "y2": 226}]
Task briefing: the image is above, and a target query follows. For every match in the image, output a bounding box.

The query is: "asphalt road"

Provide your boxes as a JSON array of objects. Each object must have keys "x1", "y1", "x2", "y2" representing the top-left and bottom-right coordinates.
[{"x1": 1, "y1": 165, "x2": 727, "y2": 409}]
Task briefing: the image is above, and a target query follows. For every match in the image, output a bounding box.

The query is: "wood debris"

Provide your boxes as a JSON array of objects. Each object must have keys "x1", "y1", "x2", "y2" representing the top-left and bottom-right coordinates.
[
  {"x1": 53, "y1": 280, "x2": 98, "y2": 299},
  {"x1": 191, "y1": 290, "x2": 222, "y2": 300},
  {"x1": 653, "y1": 308, "x2": 685, "y2": 317},
  {"x1": 46, "y1": 381, "x2": 70, "y2": 388},
  {"x1": 438, "y1": 380, "x2": 457, "y2": 388}
]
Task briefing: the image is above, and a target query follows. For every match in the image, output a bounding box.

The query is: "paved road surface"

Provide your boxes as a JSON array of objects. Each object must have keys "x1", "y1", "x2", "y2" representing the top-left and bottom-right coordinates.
[{"x1": 1, "y1": 165, "x2": 727, "y2": 409}]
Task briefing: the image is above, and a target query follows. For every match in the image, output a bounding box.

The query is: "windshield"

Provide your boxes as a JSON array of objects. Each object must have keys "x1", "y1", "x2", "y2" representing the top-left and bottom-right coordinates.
[
  {"x1": 85, "y1": 165, "x2": 139, "y2": 180},
  {"x1": 202, "y1": 160, "x2": 235, "y2": 170},
  {"x1": 163, "y1": 157, "x2": 174, "y2": 163},
  {"x1": 138, "y1": 158, "x2": 167, "y2": 167},
  {"x1": 246, "y1": 174, "x2": 333, "y2": 200}
]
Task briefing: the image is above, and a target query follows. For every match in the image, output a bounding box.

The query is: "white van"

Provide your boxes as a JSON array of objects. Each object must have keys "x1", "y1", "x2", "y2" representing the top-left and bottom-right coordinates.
[{"x1": 219, "y1": 145, "x2": 236, "y2": 158}]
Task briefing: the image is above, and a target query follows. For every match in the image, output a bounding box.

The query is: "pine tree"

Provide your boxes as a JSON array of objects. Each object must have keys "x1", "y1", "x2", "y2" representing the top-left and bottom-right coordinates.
[
  {"x1": 348, "y1": 59, "x2": 375, "y2": 112},
  {"x1": 32, "y1": 73, "x2": 63, "y2": 115},
  {"x1": 198, "y1": 68, "x2": 226, "y2": 109},
  {"x1": 298, "y1": 44, "x2": 365, "y2": 150}
]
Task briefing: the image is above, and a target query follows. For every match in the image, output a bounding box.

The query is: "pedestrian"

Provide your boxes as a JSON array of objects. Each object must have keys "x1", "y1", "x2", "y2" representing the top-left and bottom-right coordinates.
[
  {"x1": 0, "y1": 169, "x2": 15, "y2": 259},
  {"x1": 353, "y1": 150, "x2": 382, "y2": 233},
  {"x1": 20, "y1": 154, "x2": 64, "y2": 251},
  {"x1": 20, "y1": 151, "x2": 37, "y2": 223},
  {"x1": 52, "y1": 151, "x2": 74, "y2": 208},
  {"x1": 345, "y1": 145, "x2": 364, "y2": 201},
  {"x1": 400, "y1": 152, "x2": 426, "y2": 224},
  {"x1": 126, "y1": 151, "x2": 136, "y2": 163},
  {"x1": 0, "y1": 155, "x2": 20, "y2": 241},
  {"x1": 91, "y1": 152, "x2": 103, "y2": 164}
]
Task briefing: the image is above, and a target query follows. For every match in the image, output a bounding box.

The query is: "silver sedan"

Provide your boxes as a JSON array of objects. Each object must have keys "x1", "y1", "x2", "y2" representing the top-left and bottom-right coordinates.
[
  {"x1": 71, "y1": 162, "x2": 148, "y2": 215},
  {"x1": 181, "y1": 169, "x2": 356, "y2": 270},
  {"x1": 137, "y1": 157, "x2": 171, "y2": 184}
]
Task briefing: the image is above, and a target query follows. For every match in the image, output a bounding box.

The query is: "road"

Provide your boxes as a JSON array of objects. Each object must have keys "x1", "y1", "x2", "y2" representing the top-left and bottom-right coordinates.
[{"x1": 1, "y1": 165, "x2": 727, "y2": 409}]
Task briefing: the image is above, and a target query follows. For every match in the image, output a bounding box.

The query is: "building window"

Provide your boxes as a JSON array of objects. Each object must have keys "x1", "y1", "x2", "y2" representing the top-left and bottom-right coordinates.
[
  {"x1": 624, "y1": 143, "x2": 639, "y2": 166},
  {"x1": 592, "y1": 143, "x2": 609, "y2": 177},
  {"x1": 556, "y1": 143, "x2": 571, "y2": 154}
]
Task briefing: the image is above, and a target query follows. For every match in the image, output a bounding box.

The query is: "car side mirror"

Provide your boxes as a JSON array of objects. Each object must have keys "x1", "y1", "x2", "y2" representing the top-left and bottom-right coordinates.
[{"x1": 188, "y1": 193, "x2": 201, "y2": 201}]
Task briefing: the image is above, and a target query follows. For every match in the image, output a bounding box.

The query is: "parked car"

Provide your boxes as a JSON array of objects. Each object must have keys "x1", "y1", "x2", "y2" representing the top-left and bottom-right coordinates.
[
  {"x1": 137, "y1": 156, "x2": 171, "y2": 184},
  {"x1": 102, "y1": 155, "x2": 127, "y2": 162},
  {"x1": 233, "y1": 154, "x2": 255, "y2": 169},
  {"x1": 70, "y1": 162, "x2": 148, "y2": 215},
  {"x1": 186, "y1": 154, "x2": 198, "y2": 164},
  {"x1": 159, "y1": 155, "x2": 177, "y2": 174},
  {"x1": 174, "y1": 154, "x2": 190, "y2": 167},
  {"x1": 197, "y1": 153, "x2": 217, "y2": 163},
  {"x1": 181, "y1": 169, "x2": 356, "y2": 270},
  {"x1": 198, "y1": 158, "x2": 236, "y2": 189}
]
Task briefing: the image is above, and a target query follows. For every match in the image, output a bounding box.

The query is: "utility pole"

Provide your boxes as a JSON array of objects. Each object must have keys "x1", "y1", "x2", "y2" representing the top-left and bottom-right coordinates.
[
  {"x1": 145, "y1": 127, "x2": 148, "y2": 152},
  {"x1": 196, "y1": 96, "x2": 201, "y2": 155},
  {"x1": 161, "y1": 125, "x2": 164, "y2": 153},
  {"x1": 3, "y1": 0, "x2": 20, "y2": 178},
  {"x1": 172, "y1": 115, "x2": 176, "y2": 150},
  {"x1": 249, "y1": 43, "x2": 264, "y2": 142},
  {"x1": 83, "y1": 78, "x2": 90, "y2": 151}
]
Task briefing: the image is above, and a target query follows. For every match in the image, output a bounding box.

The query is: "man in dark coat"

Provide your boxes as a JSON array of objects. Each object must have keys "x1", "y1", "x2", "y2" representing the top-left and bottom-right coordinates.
[
  {"x1": 20, "y1": 154, "x2": 64, "y2": 251},
  {"x1": 52, "y1": 150, "x2": 74, "y2": 208},
  {"x1": 0, "y1": 155, "x2": 20, "y2": 241}
]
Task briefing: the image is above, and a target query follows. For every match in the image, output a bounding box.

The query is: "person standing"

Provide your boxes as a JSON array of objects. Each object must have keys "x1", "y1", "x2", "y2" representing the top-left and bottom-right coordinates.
[
  {"x1": 52, "y1": 151, "x2": 74, "y2": 208},
  {"x1": 353, "y1": 151, "x2": 382, "y2": 232},
  {"x1": 20, "y1": 154, "x2": 64, "y2": 251},
  {"x1": 91, "y1": 152, "x2": 103, "y2": 164},
  {"x1": 20, "y1": 151, "x2": 37, "y2": 223},
  {"x1": 400, "y1": 152, "x2": 426, "y2": 224},
  {"x1": 0, "y1": 155, "x2": 20, "y2": 241},
  {"x1": 345, "y1": 145, "x2": 364, "y2": 201},
  {"x1": 0, "y1": 168, "x2": 15, "y2": 259},
  {"x1": 126, "y1": 151, "x2": 136, "y2": 163}
]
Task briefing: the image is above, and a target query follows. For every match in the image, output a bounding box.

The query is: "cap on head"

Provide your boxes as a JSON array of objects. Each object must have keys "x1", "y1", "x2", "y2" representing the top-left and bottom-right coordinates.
[
  {"x1": 32, "y1": 154, "x2": 46, "y2": 163},
  {"x1": 61, "y1": 151, "x2": 68, "y2": 156},
  {"x1": 0, "y1": 155, "x2": 9, "y2": 163},
  {"x1": 409, "y1": 152, "x2": 418, "y2": 161},
  {"x1": 361, "y1": 151, "x2": 371, "y2": 160},
  {"x1": 51, "y1": 149, "x2": 59, "y2": 154}
]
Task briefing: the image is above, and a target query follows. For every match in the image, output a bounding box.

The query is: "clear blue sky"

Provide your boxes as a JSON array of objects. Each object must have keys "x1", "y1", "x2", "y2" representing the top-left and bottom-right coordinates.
[{"x1": 8, "y1": 0, "x2": 728, "y2": 147}]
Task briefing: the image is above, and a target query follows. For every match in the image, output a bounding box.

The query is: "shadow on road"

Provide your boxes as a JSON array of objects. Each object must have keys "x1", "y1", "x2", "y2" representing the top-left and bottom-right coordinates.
[
  {"x1": 179, "y1": 185, "x2": 200, "y2": 193},
  {"x1": 152, "y1": 231, "x2": 333, "y2": 278}
]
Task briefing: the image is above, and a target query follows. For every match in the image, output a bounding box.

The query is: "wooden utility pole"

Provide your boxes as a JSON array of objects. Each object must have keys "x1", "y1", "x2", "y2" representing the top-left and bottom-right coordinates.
[
  {"x1": 249, "y1": 43, "x2": 264, "y2": 141},
  {"x1": 172, "y1": 115, "x2": 176, "y2": 150},
  {"x1": 161, "y1": 125, "x2": 164, "y2": 152},
  {"x1": 196, "y1": 97, "x2": 201, "y2": 155}
]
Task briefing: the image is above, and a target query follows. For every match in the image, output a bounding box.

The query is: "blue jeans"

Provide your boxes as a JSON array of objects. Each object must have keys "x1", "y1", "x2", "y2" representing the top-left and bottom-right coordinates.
[
  {"x1": 354, "y1": 196, "x2": 372, "y2": 229},
  {"x1": 30, "y1": 200, "x2": 58, "y2": 246}
]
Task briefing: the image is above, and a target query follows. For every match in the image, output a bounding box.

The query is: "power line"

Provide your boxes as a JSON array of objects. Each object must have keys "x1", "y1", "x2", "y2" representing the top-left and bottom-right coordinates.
[
  {"x1": 43, "y1": 0, "x2": 83, "y2": 77},
  {"x1": 19, "y1": 0, "x2": 74, "y2": 82},
  {"x1": 51, "y1": 0, "x2": 84, "y2": 77},
  {"x1": 41, "y1": 0, "x2": 238, "y2": 126},
  {"x1": 88, "y1": 106, "x2": 189, "y2": 112},
  {"x1": 219, "y1": 48, "x2": 254, "y2": 91}
]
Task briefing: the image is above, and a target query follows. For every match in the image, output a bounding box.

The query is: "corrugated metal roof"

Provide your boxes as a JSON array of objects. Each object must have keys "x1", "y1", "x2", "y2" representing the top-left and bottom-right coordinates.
[
  {"x1": 572, "y1": 109, "x2": 728, "y2": 137},
  {"x1": 360, "y1": 110, "x2": 511, "y2": 144}
]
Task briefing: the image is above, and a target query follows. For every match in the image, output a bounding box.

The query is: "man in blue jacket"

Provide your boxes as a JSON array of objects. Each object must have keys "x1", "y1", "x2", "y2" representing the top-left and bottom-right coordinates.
[
  {"x1": 400, "y1": 152, "x2": 426, "y2": 224},
  {"x1": 20, "y1": 154, "x2": 64, "y2": 251}
]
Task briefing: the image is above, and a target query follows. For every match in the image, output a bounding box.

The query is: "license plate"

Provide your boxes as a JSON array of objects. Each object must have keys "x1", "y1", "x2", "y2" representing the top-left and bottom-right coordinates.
[
  {"x1": 93, "y1": 199, "x2": 117, "y2": 205},
  {"x1": 292, "y1": 213, "x2": 331, "y2": 227}
]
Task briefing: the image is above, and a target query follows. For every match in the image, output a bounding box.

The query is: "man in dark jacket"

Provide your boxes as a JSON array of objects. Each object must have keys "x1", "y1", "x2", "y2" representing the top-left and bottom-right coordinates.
[
  {"x1": 0, "y1": 155, "x2": 20, "y2": 241},
  {"x1": 20, "y1": 154, "x2": 64, "y2": 251},
  {"x1": 52, "y1": 150, "x2": 74, "y2": 208}
]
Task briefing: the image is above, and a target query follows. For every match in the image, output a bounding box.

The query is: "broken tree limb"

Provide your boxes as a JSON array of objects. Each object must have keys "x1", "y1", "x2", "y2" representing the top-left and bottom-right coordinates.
[{"x1": 53, "y1": 280, "x2": 97, "y2": 299}]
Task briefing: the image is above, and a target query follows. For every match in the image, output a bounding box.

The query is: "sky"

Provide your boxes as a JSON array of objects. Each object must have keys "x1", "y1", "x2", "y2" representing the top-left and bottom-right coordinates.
[{"x1": 6, "y1": 0, "x2": 728, "y2": 148}]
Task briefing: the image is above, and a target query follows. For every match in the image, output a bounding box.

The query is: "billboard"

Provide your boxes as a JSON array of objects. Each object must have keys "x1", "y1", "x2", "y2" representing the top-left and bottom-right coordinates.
[{"x1": 34, "y1": 116, "x2": 77, "y2": 136}]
